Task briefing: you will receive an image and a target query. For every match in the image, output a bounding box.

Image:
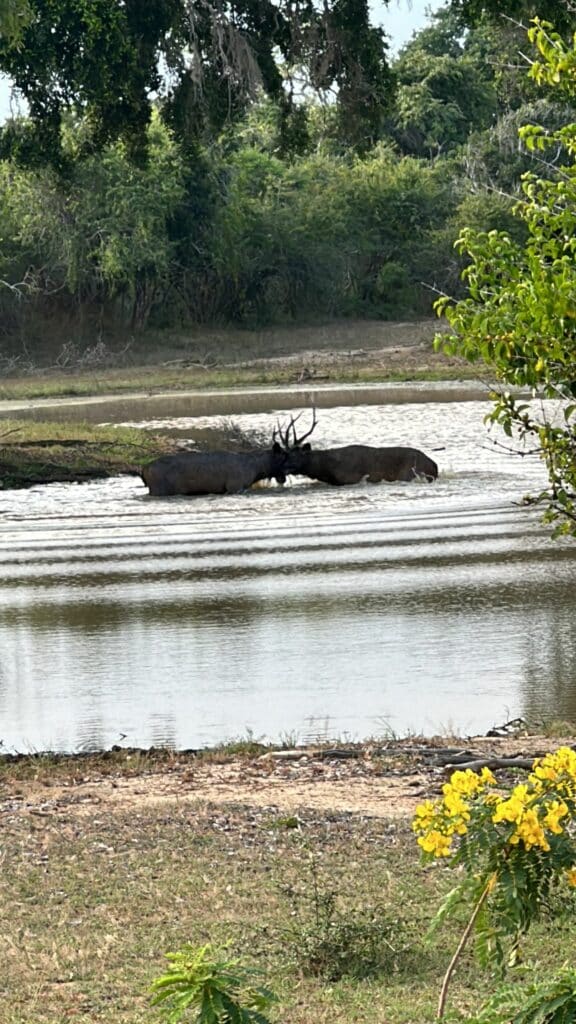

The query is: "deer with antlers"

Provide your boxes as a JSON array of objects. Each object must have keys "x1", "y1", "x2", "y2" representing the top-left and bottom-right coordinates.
[
  {"x1": 141, "y1": 437, "x2": 288, "y2": 496},
  {"x1": 281, "y1": 410, "x2": 439, "y2": 485}
]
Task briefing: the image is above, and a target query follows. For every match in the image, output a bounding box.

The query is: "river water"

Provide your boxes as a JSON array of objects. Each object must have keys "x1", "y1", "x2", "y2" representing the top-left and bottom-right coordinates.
[{"x1": 1, "y1": 398, "x2": 575, "y2": 754}]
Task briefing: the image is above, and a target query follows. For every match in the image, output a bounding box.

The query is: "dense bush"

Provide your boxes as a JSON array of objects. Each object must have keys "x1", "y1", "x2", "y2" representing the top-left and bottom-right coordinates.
[
  {"x1": 0, "y1": 3, "x2": 555, "y2": 349},
  {"x1": 0, "y1": 129, "x2": 464, "y2": 341}
]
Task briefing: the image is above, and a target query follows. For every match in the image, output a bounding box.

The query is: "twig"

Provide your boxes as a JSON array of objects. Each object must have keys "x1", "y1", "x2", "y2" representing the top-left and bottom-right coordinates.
[
  {"x1": 479, "y1": 438, "x2": 542, "y2": 458},
  {"x1": 438, "y1": 875, "x2": 496, "y2": 1019}
]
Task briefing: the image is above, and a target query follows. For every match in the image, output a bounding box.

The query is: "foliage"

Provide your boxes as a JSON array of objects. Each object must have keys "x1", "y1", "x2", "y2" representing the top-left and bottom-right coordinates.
[
  {"x1": 208, "y1": 145, "x2": 456, "y2": 323},
  {"x1": 463, "y1": 99, "x2": 575, "y2": 193},
  {"x1": 387, "y1": 4, "x2": 538, "y2": 159},
  {"x1": 280, "y1": 852, "x2": 418, "y2": 981},
  {"x1": 413, "y1": 747, "x2": 576, "y2": 1015},
  {"x1": 391, "y1": 47, "x2": 496, "y2": 158},
  {"x1": 3, "y1": 1, "x2": 571, "y2": 339},
  {"x1": 436, "y1": 19, "x2": 576, "y2": 535},
  {"x1": 0, "y1": 0, "x2": 393, "y2": 167},
  {"x1": 0, "y1": 116, "x2": 188, "y2": 330},
  {"x1": 150, "y1": 943, "x2": 277, "y2": 1024},
  {"x1": 0, "y1": 0, "x2": 181, "y2": 167},
  {"x1": 0, "y1": 0, "x2": 31, "y2": 43},
  {"x1": 473, "y1": 968, "x2": 576, "y2": 1024},
  {"x1": 449, "y1": 0, "x2": 576, "y2": 37}
]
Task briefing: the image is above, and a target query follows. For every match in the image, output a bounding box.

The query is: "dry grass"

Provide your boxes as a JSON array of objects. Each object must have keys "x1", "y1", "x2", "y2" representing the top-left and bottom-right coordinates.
[
  {"x1": 2, "y1": 743, "x2": 576, "y2": 1023},
  {"x1": 0, "y1": 797, "x2": 471, "y2": 1024},
  {"x1": 0, "y1": 319, "x2": 475, "y2": 402}
]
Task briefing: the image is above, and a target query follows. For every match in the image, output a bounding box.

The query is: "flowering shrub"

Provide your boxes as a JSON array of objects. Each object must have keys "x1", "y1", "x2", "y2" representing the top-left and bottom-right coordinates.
[{"x1": 413, "y1": 747, "x2": 576, "y2": 1002}]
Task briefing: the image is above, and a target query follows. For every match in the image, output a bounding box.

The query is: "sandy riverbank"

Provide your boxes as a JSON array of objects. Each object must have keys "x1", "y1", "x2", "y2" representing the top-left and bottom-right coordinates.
[{"x1": 2, "y1": 733, "x2": 572, "y2": 823}]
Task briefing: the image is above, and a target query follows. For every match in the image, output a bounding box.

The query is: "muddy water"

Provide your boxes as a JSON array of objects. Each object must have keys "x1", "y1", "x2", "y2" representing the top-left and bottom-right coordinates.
[{"x1": 1, "y1": 399, "x2": 575, "y2": 754}]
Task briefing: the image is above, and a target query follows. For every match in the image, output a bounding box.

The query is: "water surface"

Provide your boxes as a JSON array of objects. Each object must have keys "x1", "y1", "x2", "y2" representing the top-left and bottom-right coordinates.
[{"x1": 1, "y1": 400, "x2": 575, "y2": 753}]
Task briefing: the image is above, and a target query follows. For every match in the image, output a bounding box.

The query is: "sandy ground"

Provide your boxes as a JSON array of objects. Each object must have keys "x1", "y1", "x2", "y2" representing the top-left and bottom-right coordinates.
[
  {"x1": 155, "y1": 318, "x2": 468, "y2": 380},
  {"x1": 2, "y1": 735, "x2": 572, "y2": 826}
]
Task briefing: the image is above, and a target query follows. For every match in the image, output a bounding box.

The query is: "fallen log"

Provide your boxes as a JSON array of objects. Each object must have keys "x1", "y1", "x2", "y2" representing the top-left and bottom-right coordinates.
[{"x1": 443, "y1": 757, "x2": 536, "y2": 775}]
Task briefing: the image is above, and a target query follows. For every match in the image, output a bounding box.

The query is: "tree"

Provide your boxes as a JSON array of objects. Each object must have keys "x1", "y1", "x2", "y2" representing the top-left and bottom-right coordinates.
[
  {"x1": 387, "y1": 7, "x2": 498, "y2": 158},
  {"x1": 463, "y1": 97, "x2": 575, "y2": 193},
  {"x1": 391, "y1": 51, "x2": 496, "y2": 157},
  {"x1": 448, "y1": 0, "x2": 576, "y2": 35},
  {"x1": 0, "y1": 116, "x2": 188, "y2": 330},
  {"x1": 436, "y1": 19, "x2": 576, "y2": 535},
  {"x1": 0, "y1": 0, "x2": 31, "y2": 43},
  {"x1": 0, "y1": 0, "x2": 394, "y2": 168}
]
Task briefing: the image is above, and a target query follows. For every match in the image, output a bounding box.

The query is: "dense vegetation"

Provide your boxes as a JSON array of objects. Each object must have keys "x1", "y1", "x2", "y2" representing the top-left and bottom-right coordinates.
[
  {"x1": 438, "y1": 16, "x2": 576, "y2": 535},
  {"x1": 0, "y1": 0, "x2": 573, "y2": 353}
]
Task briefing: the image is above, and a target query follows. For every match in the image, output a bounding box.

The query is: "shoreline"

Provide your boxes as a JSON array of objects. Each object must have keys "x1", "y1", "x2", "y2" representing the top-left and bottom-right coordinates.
[
  {"x1": 0, "y1": 378, "x2": 497, "y2": 425},
  {"x1": 1, "y1": 732, "x2": 573, "y2": 822}
]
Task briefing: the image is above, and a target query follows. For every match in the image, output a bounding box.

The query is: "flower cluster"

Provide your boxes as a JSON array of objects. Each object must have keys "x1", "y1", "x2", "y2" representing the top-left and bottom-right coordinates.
[
  {"x1": 413, "y1": 747, "x2": 576, "y2": 866},
  {"x1": 532, "y1": 746, "x2": 576, "y2": 798},
  {"x1": 413, "y1": 766, "x2": 496, "y2": 857}
]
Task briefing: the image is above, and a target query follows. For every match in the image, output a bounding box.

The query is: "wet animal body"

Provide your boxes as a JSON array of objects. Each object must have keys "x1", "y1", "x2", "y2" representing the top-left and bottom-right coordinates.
[
  {"x1": 279, "y1": 410, "x2": 438, "y2": 485},
  {"x1": 141, "y1": 446, "x2": 287, "y2": 496},
  {"x1": 286, "y1": 443, "x2": 438, "y2": 485}
]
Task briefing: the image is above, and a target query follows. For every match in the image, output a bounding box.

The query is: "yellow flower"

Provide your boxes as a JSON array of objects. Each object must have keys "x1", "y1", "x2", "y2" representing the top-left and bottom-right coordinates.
[
  {"x1": 493, "y1": 784, "x2": 530, "y2": 825},
  {"x1": 532, "y1": 763, "x2": 558, "y2": 783},
  {"x1": 413, "y1": 800, "x2": 437, "y2": 832},
  {"x1": 514, "y1": 809, "x2": 550, "y2": 852},
  {"x1": 542, "y1": 799, "x2": 568, "y2": 834},
  {"x1": 566, "y1": 867, "x2": 576, "y2": 887},
  {"x1": 531, "y1": 748, "x2": 576, "y2": 796},
  {"x1": 445, "y1": 768, "x2": 488, "y2": 797},
  {"x1": 442, "y1": 788, "x2": 471, "y2": 821},
  {"x1": 481, "y1": 768, "x2": 496, "y2": 786},
  {"x1": 417, "y1": 830, "x2": 453, "y2": 857}
]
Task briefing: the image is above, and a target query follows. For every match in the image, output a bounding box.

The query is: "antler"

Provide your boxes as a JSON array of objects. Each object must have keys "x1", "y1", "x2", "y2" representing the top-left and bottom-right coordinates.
[
  {"x1": 290, "y1": 408, "x2": 317, "y2": 448},
  {"x1": 274, "y1": 415, "x2": 297, "y2": 449},
  {"x1": 274, "y1": 409, "x2": 317, "y2": 449}
]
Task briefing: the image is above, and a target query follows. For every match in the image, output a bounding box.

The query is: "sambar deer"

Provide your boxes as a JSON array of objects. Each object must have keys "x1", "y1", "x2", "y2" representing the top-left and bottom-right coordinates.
[
  {"x1": 141, "y1": 440, "x2": 288, "y2": 496},
  {"x1": 281, "y1": 411, "x2": 439, "y2": 485}
]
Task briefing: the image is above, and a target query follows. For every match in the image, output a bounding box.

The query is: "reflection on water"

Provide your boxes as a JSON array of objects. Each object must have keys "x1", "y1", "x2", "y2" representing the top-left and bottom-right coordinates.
[{"x1": 0, "y1": 400, "x2": 575, "y2": 753}]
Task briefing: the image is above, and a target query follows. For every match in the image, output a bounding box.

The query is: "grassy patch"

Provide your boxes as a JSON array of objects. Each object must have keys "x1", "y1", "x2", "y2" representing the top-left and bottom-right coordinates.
[
  {"x1": 0, "y1": 419, "x2": 172, "y2": 488},
  {"x1": 0, "y1": 360, "x2": 478, "y2": 402},
  {"x1": 2, "y1": 779, "x2": 575, "y2": 1024}
]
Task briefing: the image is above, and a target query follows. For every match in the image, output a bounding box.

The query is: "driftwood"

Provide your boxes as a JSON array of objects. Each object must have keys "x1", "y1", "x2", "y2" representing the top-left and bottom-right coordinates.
[
  {"x1": 424, "y1": 750, "x2": 486, "y2": 766},
  {"x1": 443, "y1": 757, "x2": 536, "y2": 775},
  {"x1": 259, "y1": 747, "x2": 362, "y2": 762}
]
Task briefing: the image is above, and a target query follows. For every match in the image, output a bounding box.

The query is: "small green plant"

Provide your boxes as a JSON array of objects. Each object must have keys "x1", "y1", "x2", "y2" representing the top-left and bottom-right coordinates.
[
  {"x1": 281, "y1": 853, "x2": 418, "y2": 981},
  {"x1": 198, "y1": 730, "x2": 269, "y2": 761},
  {"x1": 413, "y1": 747, "x2": 576, "y2": 1017},
  {"x1": 150, "y1": 943, "x2": 278, "y2": 1024}
]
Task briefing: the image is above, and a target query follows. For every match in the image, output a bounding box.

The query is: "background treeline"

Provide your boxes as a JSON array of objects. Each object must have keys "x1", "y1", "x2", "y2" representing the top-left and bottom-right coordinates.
[{"x1": 0, "y1": 0, "x2": 573, "y2": 354}]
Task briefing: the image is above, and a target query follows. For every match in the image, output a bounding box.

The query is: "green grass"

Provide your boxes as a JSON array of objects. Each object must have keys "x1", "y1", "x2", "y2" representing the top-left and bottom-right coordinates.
[
  {"x1": 1, "y1": 765, "x2": 576, "y2": 1024},
  {"x1": 0, "y1": 419, "x2": 172, "y2": 487}
]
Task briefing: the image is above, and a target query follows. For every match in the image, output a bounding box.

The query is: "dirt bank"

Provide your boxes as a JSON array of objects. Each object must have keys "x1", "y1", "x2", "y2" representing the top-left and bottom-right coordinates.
[
  {"x1": 2, "y1": 734, "x2": 572, "y2": 825},
  {"x1": 0, "y1": 318, "x2": 474, "y2": 409}
]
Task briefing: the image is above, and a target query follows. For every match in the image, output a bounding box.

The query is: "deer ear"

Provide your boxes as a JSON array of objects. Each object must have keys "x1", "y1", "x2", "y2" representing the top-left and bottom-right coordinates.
[
  {"x1": 302, "y1": 443, "x2": 312, "y2": 451},
  {"x1": 272, "y1": 441, "x2": 282, "y2": 452}
]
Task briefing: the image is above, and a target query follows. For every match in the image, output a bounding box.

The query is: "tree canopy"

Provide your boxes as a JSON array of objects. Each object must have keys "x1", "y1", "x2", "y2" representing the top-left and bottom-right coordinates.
[
  {"x1": 1, "y1": 0, "x2": 575, "y2": 362},
  {"x1": 448, "y1": 0, "x2": 575, "y2": 34},
  {"x1": 0, "y1": 0, "x2": 394, "y2": 167}
]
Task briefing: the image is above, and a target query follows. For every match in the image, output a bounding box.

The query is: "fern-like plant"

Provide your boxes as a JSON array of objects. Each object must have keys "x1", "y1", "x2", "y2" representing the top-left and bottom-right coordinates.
[
  {"x1": 150, "y1": 943, "x2": 278, "y2": 1024},
  {"x1": 474, "y1": 967, "x2": 576, "y2": 1024}
]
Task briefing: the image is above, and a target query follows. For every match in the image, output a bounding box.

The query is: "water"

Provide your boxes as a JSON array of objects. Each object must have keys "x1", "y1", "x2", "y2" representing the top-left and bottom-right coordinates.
[{"x1": 1, "y1": 399, "x2": 575, "y2": 754}]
